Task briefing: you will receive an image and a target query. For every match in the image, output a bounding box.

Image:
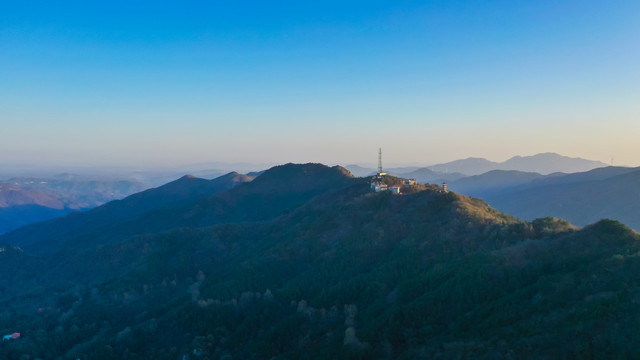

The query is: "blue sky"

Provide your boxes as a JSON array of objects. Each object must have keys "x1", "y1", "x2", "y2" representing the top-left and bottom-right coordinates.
[{"x1": 1, "y1": 0, "x2": 639, "y2": 168}]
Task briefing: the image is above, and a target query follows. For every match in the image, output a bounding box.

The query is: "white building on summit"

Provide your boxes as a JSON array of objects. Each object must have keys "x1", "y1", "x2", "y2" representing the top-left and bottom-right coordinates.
[
  {"x1": 370, "y1": 148, "x2": 415, "y2": 195},
  {"x1": 371, "y1": 182, "x2": 388, "y2": 192}
]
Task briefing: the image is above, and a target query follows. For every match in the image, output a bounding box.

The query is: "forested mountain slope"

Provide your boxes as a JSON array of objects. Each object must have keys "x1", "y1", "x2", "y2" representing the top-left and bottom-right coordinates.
[{"x1": 1, "y1": 164, "x2": 638, "y2": 359}]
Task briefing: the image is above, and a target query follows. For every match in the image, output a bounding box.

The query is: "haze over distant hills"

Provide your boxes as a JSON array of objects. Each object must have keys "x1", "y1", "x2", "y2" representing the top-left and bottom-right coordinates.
[
  {"x1": 1, "y1": 163, "x2": 639, "y2": 359},
  {"x1": 0, "y1": 172, "x2": 252, "y2": 253},
  {"x1": 446, "y1": 166, "x2": 640, "y2": 231},
  {"x1": 344, "y1": 165, "x2": 466, "y2": 184},
  {"x1": 0, "y1": 152, "x2": 618, "y2": 239},
  {"x1": 0, "y1": 152, "x2": 613, "y2": 236},
  {"x1": 0, "y1": 164, "x2": 351, "y2": 254},
  {"x1": 0, "y1": 162, "x2": 261, "y2": 235},
  {"x1": 346, "y1": 152, "x2": 608, "y2": 182},
  {"x1": 0, "y1": 176, "x2": 146, "y2": 235},
  {"x1": 423, "y1": 152, "x2": 607, "y2": 175},
  {"x1": 484, "y1": 168, "x2": 640, "y2": 231},
  {"x1": 0, "y1": 161, "x2": 270, "y2": 187},
  {"x1": 345, "y1": 157, "x2": 640, "y2": 232}
]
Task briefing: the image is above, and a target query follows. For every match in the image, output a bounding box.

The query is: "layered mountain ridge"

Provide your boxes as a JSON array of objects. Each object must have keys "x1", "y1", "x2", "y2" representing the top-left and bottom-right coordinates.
[
  {"x1": 1, "y1": 163, "x2": 638, "y2": 359},
  {"x1": 346, "y1": 152, "x2": 608, "y2": 179},
  {"x1": 445, "y1": 166, "x2": 640, "y2": 230}
]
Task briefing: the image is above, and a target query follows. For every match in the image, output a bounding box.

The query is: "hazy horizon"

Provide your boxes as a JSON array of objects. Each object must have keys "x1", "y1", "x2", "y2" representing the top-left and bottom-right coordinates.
[
  {"x1": 0, "y1": 151, "x2": 620, "y2": 179},
  {"x1": 2, "y1": 1, "x2": 638, "y2": 168}
]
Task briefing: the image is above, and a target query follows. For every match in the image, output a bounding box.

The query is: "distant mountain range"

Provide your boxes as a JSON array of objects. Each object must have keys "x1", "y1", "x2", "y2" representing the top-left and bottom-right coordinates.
[
  {"x1": 346, "y1": 152, "x2": 608, "y2": 179},
  {"x1": 428, "y1": 152, "x2": 608, "y2": 175},
  {"x1": 484, "y1": 167, "x2": 640, "y2": 230},
  {"x1": 346, "y1": 153, "x2": 636, "y2": 230},
  {"x1": 445, "y1": 166, "x2": 640, "y2": 230},
  {"x1": 1, "y1": 163, "x2": 640, "y2": 358},
  {"x1": 448, "y1": 169, "x2": 548, "y2": 197},
  {"x1": 0, "y1": 153, "x2": 617, "y2": 237}
]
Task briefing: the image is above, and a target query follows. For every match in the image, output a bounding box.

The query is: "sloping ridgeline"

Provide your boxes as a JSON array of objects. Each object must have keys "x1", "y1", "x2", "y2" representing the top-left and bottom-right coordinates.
[
  {"x1": 0, "y1": 163, "x2": 353, "y2": 255},
  {"x1": 1, "y1": 164, "x2": 639, "y2": 359}
]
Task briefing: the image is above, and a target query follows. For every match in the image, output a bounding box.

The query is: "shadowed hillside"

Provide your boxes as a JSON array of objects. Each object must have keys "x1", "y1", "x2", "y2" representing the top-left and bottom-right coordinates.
[
  {"x1": 444, "y1": 166, "x2": 640, "y2": 231},
  {"x1": 1, "y1": 164, "x2": 638, "y2": 359},
  {"x1": 487, "y1": 169, "x2": 640, "y2": 230},
  {"x1": 0, "y1": 171, "x2": 254, "y2": 253},
  {"x1": 0, "y1": 164, "x2": 356, "y2": 254}
]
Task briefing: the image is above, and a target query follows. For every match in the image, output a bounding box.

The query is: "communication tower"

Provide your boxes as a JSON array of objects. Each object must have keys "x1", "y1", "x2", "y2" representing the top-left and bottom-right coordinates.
[{"x1": 376, "y1": 148, "x2": 387, "y2": 178}]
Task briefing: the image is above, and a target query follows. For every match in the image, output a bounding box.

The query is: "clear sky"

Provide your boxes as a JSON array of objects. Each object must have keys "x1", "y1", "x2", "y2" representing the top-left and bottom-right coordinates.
[{"x1": 1, "y1": 0, "x2": 639, "y2": 168}]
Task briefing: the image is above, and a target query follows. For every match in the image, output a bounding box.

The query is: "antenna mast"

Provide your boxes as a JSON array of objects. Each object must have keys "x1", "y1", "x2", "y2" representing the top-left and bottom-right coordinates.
[{"x1": 378, "y1": 148, "x2": 383, "y2": 174}]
